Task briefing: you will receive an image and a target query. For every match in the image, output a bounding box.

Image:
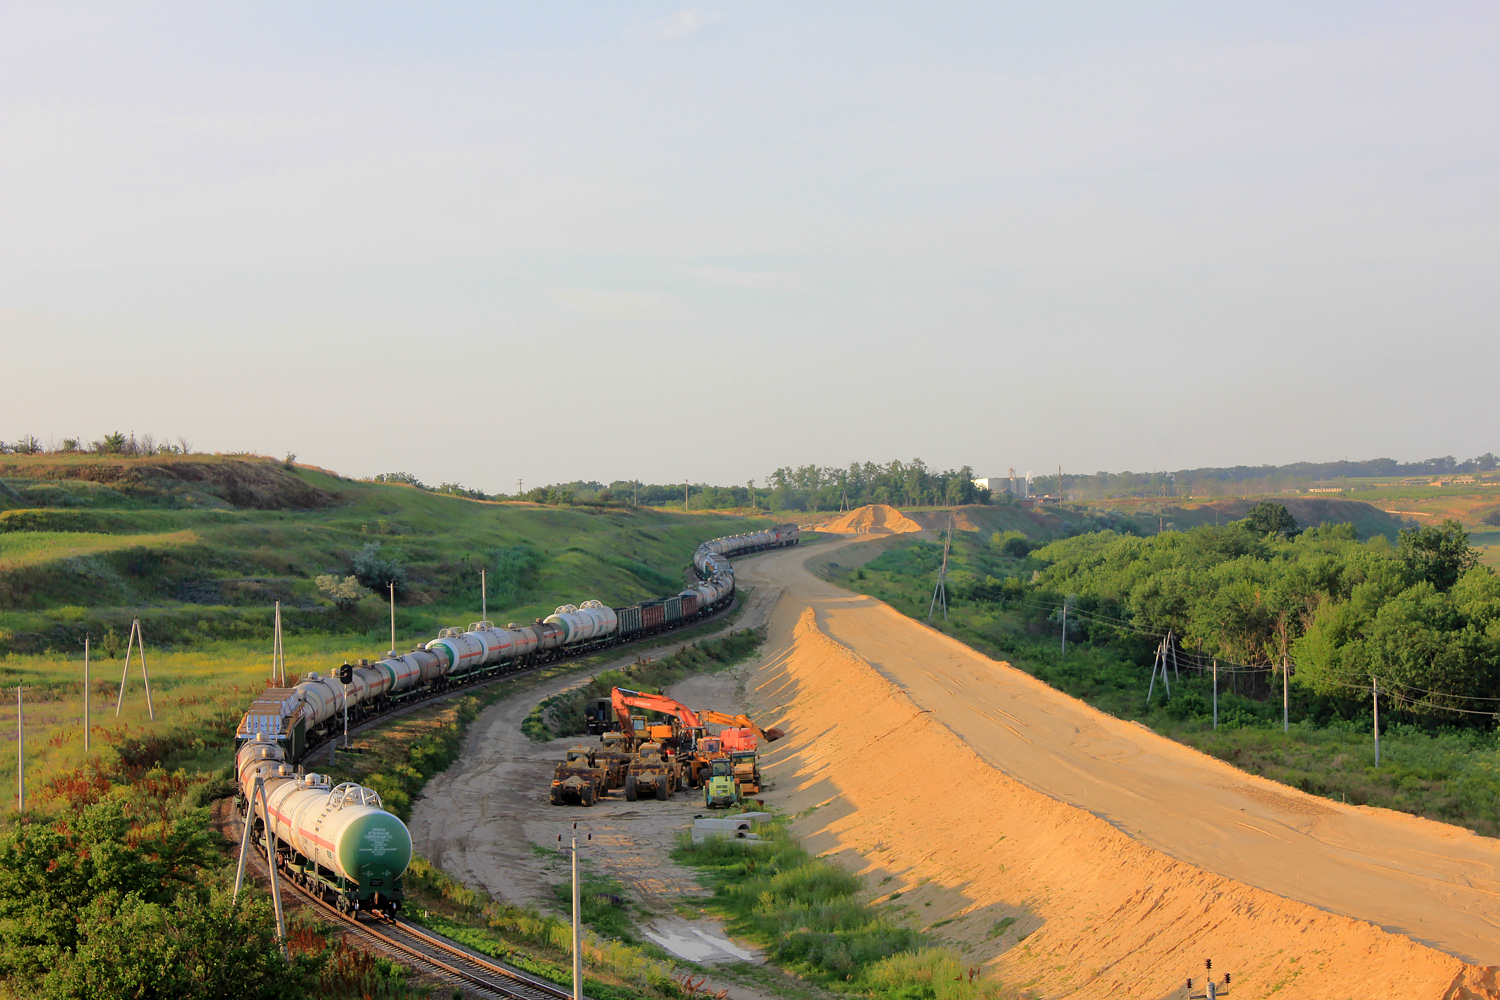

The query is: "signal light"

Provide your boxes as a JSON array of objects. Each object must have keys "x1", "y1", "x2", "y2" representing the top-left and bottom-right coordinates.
[
  {"x1": 339, "y1": 662, "x2": 353, "y2": 685},
  {"x1": 1205, "y1": 959, "x2": 1212, "y2": 971},
  {"x1": 1186, "y1": 978, "x2": 1193, "y2": 989},
  {"x1": 1224, "y1": 973, "x2": 1231, "y2": 984}
]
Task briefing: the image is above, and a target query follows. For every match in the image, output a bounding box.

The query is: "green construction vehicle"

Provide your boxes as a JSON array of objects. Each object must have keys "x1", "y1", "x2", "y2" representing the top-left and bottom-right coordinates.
[{"x1": 702, "y1": 757, "x2": 740, "y2": 808}]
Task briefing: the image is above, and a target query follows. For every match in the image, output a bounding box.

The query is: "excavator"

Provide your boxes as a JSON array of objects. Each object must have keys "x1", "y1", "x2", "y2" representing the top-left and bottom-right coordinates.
[
  {"x1": 696, "y1": 709, "x2": 784, "y2": 795},
  {"x1": 696, "y1": 709, "x2": 785, "y2": 746},
  {"x1": 610, "y1": 687, "x2": 702, "y2": 753},
  {"x1": 607, "y1": 688, "x2": 785, "y2": 790}
]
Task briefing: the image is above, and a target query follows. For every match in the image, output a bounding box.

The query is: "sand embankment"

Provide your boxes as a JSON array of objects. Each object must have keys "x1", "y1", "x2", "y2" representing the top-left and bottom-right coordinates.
[
  {"x1": 823, "y1": 504, "x2": 924, "y2": 535},
  {"x1": 750, "y1": 605, "x2": 1499, "y2": 1000}
]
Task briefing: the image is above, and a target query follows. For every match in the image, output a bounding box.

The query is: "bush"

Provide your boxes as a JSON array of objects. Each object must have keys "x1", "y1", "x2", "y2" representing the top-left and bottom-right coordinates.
[{"x1": 352, "y1": 542, "x2": 408, "y2": 598}]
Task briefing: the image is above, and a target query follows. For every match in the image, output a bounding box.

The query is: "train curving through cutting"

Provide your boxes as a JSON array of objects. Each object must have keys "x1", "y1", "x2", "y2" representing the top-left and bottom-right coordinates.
[{"x1": 235, "y1": 522, "x2": 799, "y2": 916}]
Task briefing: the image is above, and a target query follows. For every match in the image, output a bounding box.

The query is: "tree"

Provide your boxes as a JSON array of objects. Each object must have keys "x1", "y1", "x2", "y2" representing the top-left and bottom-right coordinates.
[
  {"x1": 351, "y1": 542, "x2": 409, "y2": 598},
  {"x1": 316, "y1": 574, "x2": 364, "y2": 611},
  {"x1": 1398, "y1": 519, "x2": 1479, "y2": 591},
  {"x1": 1242, "y1": 501, "x2": 1299, "y2": 537}
]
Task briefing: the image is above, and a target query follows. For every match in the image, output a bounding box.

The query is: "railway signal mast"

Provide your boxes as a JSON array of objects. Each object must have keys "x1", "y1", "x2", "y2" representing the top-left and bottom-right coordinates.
[{"x1": 1187, "y1": 958, "x2": 1231, "y2": 999}]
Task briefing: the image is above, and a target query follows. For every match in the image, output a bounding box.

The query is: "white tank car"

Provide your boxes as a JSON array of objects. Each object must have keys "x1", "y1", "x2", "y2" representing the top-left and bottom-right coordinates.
[
  {"x1": 465, "y1": 622, "x2": 518, "y2": 665},
  {"x1": 545, "y1": 600, "x2": 618, "y2": 643},
  {"x1": 426, "y1": 627, "x2": 488, "y2": 674},
  {"x1": 236, "y1": 735, "x2": 412, "y2": 908}
]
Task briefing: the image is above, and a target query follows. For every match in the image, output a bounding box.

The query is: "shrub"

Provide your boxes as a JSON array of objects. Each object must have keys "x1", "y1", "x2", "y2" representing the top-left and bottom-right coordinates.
[{"x1": 352, "y1": 542, "x2": 408, "y2": 598}]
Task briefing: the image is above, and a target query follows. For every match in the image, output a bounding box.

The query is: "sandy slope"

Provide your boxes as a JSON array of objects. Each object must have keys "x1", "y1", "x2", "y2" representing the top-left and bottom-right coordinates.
[
  {"x1": 822, "y1": 504, "x2": 924, "y2": 535},
  {"x1": 737, "y1": 539, "x2": 1500, "y2": 1000}
]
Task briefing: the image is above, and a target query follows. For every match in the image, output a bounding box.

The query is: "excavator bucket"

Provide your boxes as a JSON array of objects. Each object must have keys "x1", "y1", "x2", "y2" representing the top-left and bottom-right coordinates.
[{"x1": 764, "y1": 726, "x2": 785, "y2": 742}]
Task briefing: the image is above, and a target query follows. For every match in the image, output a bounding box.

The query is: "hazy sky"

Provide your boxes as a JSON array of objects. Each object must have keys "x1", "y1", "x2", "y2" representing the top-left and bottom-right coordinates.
[{"x1": 2, "y1": 3, "x2": 1496, "y2": 491}]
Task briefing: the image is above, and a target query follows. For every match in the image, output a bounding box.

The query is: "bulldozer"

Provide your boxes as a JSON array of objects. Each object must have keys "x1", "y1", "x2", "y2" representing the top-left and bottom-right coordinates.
[
  {"x1": 591, "y1": 738, "x2": 633, "y2": 790},
  {"x1": 702, "y1": 757, "x2": 741, "y2": 808},
  {"x1": 623, "y1": 741, "x2": 679, "y2": 801},
  {"x1": 728, "y1": 749, "x2": 763, "y2": 795},
  {"x1": 550, "y1": 745, "x2": 608, "y2": 806}
]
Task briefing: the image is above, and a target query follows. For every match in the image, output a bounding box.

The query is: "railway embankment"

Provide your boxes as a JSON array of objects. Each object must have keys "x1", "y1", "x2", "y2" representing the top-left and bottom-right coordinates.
[{"x1": 749, "y1": 606, "x2": 1500, "y2": 1000}]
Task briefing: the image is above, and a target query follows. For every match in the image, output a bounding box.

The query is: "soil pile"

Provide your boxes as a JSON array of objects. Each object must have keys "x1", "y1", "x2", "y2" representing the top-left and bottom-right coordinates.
[
  {"x1": 823, "y1": 504, "x2": 923, "y2": 535},
  {"x1": 752, "y1": 606, "x2": 1499, "y2": 999}
]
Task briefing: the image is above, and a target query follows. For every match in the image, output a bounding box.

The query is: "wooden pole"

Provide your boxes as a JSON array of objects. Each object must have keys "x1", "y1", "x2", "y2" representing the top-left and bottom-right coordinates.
[
  {"x1": 83, "y1": 636, "x2": 90, "y2": 752},
  {"x1": 481, "y1": 568, "x2": 487, "y2": 623},
  {"x1": 1373, "y1": 677, "x2": 1380, "y2": 766},
  {"x1": 1212, "y1": 659, "x2": 1218, "y2": 730},
  {"x1": 115, "y1": 620, "x2": 136, "y2": 716},
  {"x1": 1146, "y1": 643, "x2": 1160, "y2": 708},
  {"x1": 389, "y1": 582, "x2": 397, "y2": 653},
  {"x1": 1282, "y1": 653, "x2": 1289, "y2": 733},
  {"x1": 571, "y1": 831, "x2": 582, "y2": 1000},
  {"x1": 1060, "y1": 602, "x2": 1067, "y2": 655},
  {"x1": 258, "y1": 779, "x2": 287, "y2": 951},
  {"x1": 16, "y1": 686, "x2": 23, "y2": 813},
  {"x1": 137, "y1": 621, "x2": 155, "y2": 722}
]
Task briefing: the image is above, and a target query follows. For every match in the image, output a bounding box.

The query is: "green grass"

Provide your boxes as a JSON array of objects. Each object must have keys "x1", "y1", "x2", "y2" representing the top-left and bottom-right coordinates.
[
  {"x1": 0, "y1": 528, "x2": 198, "y2": 570},
  {"x1": 0, "y1": 455, "x2": 776, "y2": 819},
  {"x1": 673, "y1": 818, "x2": 1015, "y2": 1000},
  {"x1": 835, "y1": 536, "x2": 1500, "y2": 837}
]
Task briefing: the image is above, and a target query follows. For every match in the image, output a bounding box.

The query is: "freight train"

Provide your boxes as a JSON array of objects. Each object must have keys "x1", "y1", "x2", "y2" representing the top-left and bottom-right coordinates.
[{"x1": 235, "y1": 522, "x2": 799, "y2": 915}]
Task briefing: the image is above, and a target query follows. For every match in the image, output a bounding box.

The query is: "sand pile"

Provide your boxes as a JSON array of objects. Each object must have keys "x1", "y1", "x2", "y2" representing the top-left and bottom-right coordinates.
[
  {"x1": 751, "y1": 607, "x2": 1499, "y2": 1000},
  {"x1": 823, "y1": 504, "x2": 924, "y2": 535}
]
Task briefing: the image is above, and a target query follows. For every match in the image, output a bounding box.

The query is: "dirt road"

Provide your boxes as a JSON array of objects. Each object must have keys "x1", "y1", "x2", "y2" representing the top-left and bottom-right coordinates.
[
  {"x1": 736, "y1": 538, "x2": 1500, "y2": 999},
  {"x1": 408, "y1": 590, "x2": 781, "y2": 970}
]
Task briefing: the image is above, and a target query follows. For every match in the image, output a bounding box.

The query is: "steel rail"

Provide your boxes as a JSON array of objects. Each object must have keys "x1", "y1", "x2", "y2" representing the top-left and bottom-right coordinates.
[{"x1": 240, "y1": 829, "x2": 578, "y2": 1000}]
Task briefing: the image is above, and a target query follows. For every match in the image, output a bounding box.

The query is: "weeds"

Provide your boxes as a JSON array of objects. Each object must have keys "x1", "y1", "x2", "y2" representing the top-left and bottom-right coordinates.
[{"x1": 673, "y1": 820, "x2": 1016, "y2": 999}]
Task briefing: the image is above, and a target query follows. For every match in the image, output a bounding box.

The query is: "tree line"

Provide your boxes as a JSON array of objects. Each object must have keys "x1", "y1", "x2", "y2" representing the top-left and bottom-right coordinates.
[
  {"x1": 0, "y1": 432, "x2": 195, "y2": 456},
  {"x1": 1030, "y1": 452, "x2": 1499, "y2": 500},
  {"x1": 1003, "y1": 505, "x2": 1499, "y2": 719}
]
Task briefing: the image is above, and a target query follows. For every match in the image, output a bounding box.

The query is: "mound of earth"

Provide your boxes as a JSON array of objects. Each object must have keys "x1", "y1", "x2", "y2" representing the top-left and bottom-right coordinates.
[
  {"x1": 823, "y1": 504, "x2": 924, "y2": 535},
  {"x1": 0, "y1": 456, "x2": 336, "y2": 510},
  {"x1": 752, "y1": 604, "x2": 1499, "y2": 999}
]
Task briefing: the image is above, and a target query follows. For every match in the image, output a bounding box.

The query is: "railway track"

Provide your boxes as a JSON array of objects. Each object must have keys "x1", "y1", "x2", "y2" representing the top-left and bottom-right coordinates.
[
  {"x1": 238, "y1": 829, "x2": 581, "y2": 1000},
  {"x1": 297, "y1": 594, "x2": 742, "y2": 768}
]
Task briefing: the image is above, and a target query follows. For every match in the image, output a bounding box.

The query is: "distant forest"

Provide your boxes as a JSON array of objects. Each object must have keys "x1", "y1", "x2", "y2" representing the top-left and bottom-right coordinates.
[
  {"x1": 365, "y1": 451, "x2": 1499, "y2": 512},
  {"x1": 1032, "y1": 452, "x2": 1500, "y2": 500}
]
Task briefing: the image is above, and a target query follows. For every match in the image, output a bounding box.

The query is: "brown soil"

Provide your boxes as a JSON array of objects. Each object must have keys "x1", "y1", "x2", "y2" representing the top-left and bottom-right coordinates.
[
  {"x1": 0, "y1": 455, "x2": 337, "y2": 509},
  {"x1": 822, "y1": 504, "x2": 924, "y2": 535},
  {"x1": 734, "y1": 540, "x2": 1500, "y2": 1000}
]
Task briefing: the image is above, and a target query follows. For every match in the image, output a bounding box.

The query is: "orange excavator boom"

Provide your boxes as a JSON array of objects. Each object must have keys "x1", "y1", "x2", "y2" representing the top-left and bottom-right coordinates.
[
  {"x1": 611, "y1": 688, "x2": 703, "y2": 744},
  {"x1": 697, "y1": 709, "x2": 785, "y2": 743}
]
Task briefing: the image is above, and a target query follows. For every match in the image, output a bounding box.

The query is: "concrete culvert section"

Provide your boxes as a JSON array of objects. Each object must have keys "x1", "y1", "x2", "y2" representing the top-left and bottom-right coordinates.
[{"x1": 735, "y1": 538, "x2": 1500, "y2": 1000}]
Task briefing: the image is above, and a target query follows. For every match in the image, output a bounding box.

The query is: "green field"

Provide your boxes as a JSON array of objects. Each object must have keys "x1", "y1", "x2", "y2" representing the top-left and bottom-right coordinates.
[{"x1": 0, "y1": 454, "x2": 774, "y2": 814}]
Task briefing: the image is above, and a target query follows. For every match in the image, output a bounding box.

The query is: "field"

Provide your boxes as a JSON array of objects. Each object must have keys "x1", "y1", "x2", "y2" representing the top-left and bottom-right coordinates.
[{"x1": 0, "y1": 454, "x2": 774, "y2": 815}]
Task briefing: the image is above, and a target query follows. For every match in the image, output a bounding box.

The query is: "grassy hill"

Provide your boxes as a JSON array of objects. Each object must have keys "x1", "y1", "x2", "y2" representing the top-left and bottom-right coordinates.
[{"x1": 0, "y1": 454, "x2": 772, "y2": 808}]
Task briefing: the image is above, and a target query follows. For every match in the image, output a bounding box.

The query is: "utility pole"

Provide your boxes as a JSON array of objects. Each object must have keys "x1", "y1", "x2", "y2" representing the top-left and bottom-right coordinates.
[
  {"x1": 480, "y1": 569, "x2": 487, "y2": 623},
  {"x1": 271, "y1": 601, "x2": 286, "y2": 686},
  {"x1": 684, "y1": 479, "x2": 689, "y2": 510},
  {"x1": 16, "y1": 686, "x2": 23, "y2": 813},
  {"x1": 1212, "y1": 659, "x2": 1218, "y2": 730},
  {"x1": 1058, "y1": 464, "x2": 1063, "y2": 501},
  {"x1": 83, "y1": 636, "x2": 90, "y2": 752},
  {"x1": 1282, "y1": 653, "x2": 1290, "y2": 733},
  {"x1": 1373, "y1": 676, "x2": 1380, "y2": 766},
  {"x1": 389, "y1": 583, "x2": 397, "y2": 656},
  {"x1": 1060, "y1": 601, "x2": 1067, "y2": 655},
  {"x1": 233, "y1": 776, "x2": 286, "y2": 954},
  {"x1": 517, "y1": 478, "x2": 523, "y2": 498},
  {"x1": 114, "y1": 618, "x2": 155, "y2": 721},
  {"x1": 928, "y1": 517, "x2": 952, "y2": 621},
  {"x1": 559, "y1": 824, "x2": 591, "y2": 1000}
]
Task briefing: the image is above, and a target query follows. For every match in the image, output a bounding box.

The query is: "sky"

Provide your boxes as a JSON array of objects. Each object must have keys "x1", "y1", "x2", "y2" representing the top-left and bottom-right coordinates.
[{"x1": 2, "y1": 2, "x2": 1496, "y2": 492}]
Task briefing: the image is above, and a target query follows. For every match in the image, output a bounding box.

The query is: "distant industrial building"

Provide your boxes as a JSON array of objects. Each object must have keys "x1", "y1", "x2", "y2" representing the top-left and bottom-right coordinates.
[{"x1": 973, "y1": 469, "x2": 1030, "y2": 498}]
